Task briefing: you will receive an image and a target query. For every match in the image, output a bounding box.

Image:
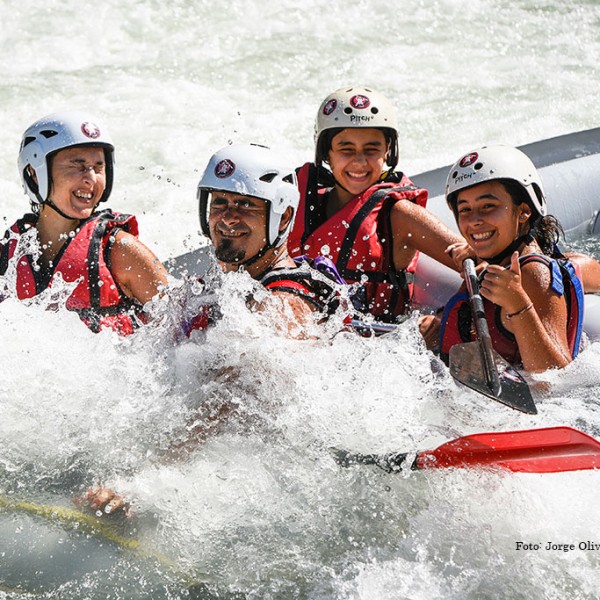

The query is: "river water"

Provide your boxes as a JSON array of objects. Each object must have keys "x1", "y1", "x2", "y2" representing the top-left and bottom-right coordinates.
[{"x1": 1, "y1": 1, "x2": 600, "y2": 598}]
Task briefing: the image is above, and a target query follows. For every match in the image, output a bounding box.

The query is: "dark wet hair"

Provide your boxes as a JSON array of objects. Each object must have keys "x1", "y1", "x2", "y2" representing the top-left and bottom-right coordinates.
[{"x1": 500, "y1": 179, "x2": 564, "y2": 256}]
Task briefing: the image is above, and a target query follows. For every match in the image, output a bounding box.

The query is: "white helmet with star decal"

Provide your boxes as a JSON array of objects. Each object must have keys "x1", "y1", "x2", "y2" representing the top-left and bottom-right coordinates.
[
  {"x1": 198, "y1": 143, "x2": 299, "y2": 247},
  {"x1": 446, "y1": 145, "x2": 547, "y2": 218},
  {"x1": 314, "y1": 86, "x2": 399, "y2": 169},
  {"x1": 18, "y1": 111, "x2": 115, "y2": 207}
]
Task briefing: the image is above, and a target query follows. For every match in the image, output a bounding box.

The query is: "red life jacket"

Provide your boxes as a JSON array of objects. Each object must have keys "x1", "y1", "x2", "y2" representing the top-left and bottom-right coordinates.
[
  {"x1": 439, "y1": 253, "x2": 585, "y2": 366},
  {"x1": 260, "y1": 256, "x2": 345, "y2": 316},
  {"x1": 0, "y1": 210, "x2": 143, "y2": 335},
  {"x1": 288, "y1": 162, "x2": 428, "y2": 322}
]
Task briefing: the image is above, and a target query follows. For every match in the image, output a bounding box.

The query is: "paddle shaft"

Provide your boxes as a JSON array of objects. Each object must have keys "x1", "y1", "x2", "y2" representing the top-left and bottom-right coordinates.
[
  {"x1": 463, "y1": 259, "x2": 502, "y2": 396},
  {"x1": 334, "y1": 427, "x2": 600, "y2": 474},
  {"x1": 333, "y1": 448, "x2": 413, "y2": 473},
  {"x1": 350, "y1": 319, "x2": 404, "y2": 337}
]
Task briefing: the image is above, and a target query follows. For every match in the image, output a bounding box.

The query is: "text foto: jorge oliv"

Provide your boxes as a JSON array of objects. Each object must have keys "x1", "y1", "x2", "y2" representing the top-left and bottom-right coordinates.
[{"x1": 516, "y1": 541, "x2": 600, "y2": 552}]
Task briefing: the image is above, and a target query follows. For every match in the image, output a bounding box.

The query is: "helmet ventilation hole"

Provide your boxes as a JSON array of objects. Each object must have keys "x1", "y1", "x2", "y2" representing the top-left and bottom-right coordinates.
[
  {"x1": 474, "y1": 162, "x2": 483, "y2": 170},
  {"x1": 40, "y1": 129, "x2": 59, "y2": 139},
  {"x1": 344, "y1": 107, "x2": 353, "y2": 114},
  {"x1": 259, "y1": 172, "x2": 278, "y2": 183},
  {"x1": 371, "y1": 107, "x2": 379, "y2": 114}
]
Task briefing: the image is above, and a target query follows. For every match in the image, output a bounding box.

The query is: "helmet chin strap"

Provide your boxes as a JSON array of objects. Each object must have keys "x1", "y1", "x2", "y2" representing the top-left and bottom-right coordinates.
[
  {"x1": 486, "y1": 219, "x2": 538, "y2": 265},
  {"x1": 43, "y1": 199, "x2": 82, "y2": 222},
  {"x1": 331, "y1": 168, "x2": 395, "y2": 198},
  {"x1": 236, "y1": 240, "x2": 277, "y2": 269},
  {"x1": 218, "y1": 229, "x2": 287, "y2": 272},
  {"x1": 331, "y1": 175, "x2": 353, "y2": 197}
]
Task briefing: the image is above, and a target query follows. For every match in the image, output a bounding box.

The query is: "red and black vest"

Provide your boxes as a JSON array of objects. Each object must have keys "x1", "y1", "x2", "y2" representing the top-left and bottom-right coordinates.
[
  {"x1": 0, "y1": 210, "x2": 143, "y2": 335},
  {"x1": 288, "y1": 162, "x2": 428, "y2": 322},
  {"x1": 439, "y1": 254, "x2": 584, "y2": 366},
  {"x1": 260, "y1": 256, "x2": 344, "y2": 316}
]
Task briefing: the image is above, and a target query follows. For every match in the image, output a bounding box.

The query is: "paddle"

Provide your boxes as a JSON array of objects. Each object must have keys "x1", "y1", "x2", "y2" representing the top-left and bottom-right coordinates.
[
  {"x1": 350, "y1": 318, "x2": 405, "y2": 337},
  {"x1": 333, "y1": 426, "x2": 600, "y2": 474},
  {"x1": 449, "y1": 258, "x2": 537, "y2": 414}
]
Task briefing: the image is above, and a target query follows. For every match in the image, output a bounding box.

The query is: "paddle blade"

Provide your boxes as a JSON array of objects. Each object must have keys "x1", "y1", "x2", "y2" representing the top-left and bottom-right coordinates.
[
  {"x1": 417, "y1": 426, "x2": 600, "y2": 473},
  {"x1": 449, "y1": 342, "x2": 537, "y2": 414}
]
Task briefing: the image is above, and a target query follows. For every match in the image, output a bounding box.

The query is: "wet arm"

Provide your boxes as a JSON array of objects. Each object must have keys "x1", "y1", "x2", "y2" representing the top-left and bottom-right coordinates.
[
  {"x1": 390, "y1": 201, "x2": 464, "y2": 271},
  {"x1": 482, "y1": 260, "x2": 572, "y2": 372},
  {"x1": 253, "y1": 290, "x2": 319, "y2": 339},
  {"x1": 565, "y1": 252, "x2": 600, "y2": 293},
  {"x1": 110, "y1": 231, "x2": 169, "y2": 304}
]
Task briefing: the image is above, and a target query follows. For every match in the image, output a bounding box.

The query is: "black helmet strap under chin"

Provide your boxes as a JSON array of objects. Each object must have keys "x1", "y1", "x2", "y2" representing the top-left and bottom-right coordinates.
[
  {"x1": 233, "y1": 229, "x2": 288, "y2": 271},
  {"x1": 486, "y1": 221, "x2": 538, "y2": 265},
  {"x1": 331, "y1": 175, "x2": 354, "y2": 197},
  {"x1": 486, "y1": 234, "x2": 529, "y2": 265},
  {"x1": 235, "y1": 241, "x2": 274, "y2": 270},
  {"x1": 43, "y1": 199, "x2": 83, "y2": 222}
]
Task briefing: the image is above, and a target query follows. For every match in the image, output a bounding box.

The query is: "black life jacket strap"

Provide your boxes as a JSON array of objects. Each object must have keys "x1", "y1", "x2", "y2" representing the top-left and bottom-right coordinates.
[
  {"x1": 300, "y1": 163, "x2": 327, "y2": 249},
  {"x1": 75, "y1": 303, "x2": 140, "y2": 333},
  {"x1": 261, "y1": 262, "x2": 339, "y2": 314},
  {"x1": 336, "y1": 186, "x2": 416, "y2": 281}
]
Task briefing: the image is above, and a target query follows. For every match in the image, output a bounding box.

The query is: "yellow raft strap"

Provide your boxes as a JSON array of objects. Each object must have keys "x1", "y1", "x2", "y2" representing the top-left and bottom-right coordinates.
[{"x1": 0, "y1": 495, "x2": 210, "y2": 589}]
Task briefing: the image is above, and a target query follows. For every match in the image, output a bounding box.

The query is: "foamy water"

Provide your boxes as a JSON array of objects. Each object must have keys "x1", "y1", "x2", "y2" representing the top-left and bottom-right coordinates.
[{"x1": 1, "y1": 1, "x2": 600, "y2": 598}]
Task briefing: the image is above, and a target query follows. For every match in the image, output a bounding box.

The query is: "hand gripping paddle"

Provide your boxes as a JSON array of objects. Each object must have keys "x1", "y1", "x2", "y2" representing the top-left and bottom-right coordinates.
[
  {"x1": 333, "y1": 426, "x2": 600, "y2": 474},
  {"x1": 449, "y1": 258, "x2": 537, "y2": 414}
]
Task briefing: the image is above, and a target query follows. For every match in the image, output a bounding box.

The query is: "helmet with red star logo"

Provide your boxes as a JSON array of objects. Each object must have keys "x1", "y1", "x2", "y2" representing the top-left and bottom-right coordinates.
[
  {"x1": 314, "y1": 86, "x2": 399, "y2": 169},
  {"x1": 18, "y1": 111, "x2": 115, "y2": 206}
]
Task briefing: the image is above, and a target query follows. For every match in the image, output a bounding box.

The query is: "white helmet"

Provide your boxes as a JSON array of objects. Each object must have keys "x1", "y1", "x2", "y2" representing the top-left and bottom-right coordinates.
[
  {"x1": 445, "y1": 145, "x2": 547, "y2": 217},
  {"x1": 198, "y1": 143, "x2": 299, "y2": 247},
  {"x1": 314, "y1": 86, "x2": 399, "y2": 168},
  {"x1": 18, "y1": 111, "x2": 115, "y2": 206}
]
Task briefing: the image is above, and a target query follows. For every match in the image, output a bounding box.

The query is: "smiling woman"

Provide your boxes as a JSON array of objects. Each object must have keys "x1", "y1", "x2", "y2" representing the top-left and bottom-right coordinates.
[
  {"x1": 434, "y1": 145, "x2": 586, "y2": 373},
  {"x1": 49, "y1": 147, "x2": 108, "y2": 220},
  {"x1": 326, "y1": 128, "x2": 390, "y2": 206},
  {"x1": 39, "y1": 146, "x2": 108, "y2": 230},
  {"x1": 288, "y1": 85, "x2": 465, "y2": 323},
  {"x1": 0, "y1": 111, "x2": 168, "y2": 335}
]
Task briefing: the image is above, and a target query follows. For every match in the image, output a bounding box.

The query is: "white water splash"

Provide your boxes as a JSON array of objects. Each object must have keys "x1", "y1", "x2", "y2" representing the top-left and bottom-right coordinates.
[{"x1": 1, "y1": 1, "x2": 600, "y2": 598}]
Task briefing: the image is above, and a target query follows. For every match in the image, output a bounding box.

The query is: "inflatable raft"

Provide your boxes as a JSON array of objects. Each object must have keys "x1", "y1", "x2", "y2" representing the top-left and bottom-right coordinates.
[{"x1": 169, "y1": 127, "x2": 600, "y2": 340}]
